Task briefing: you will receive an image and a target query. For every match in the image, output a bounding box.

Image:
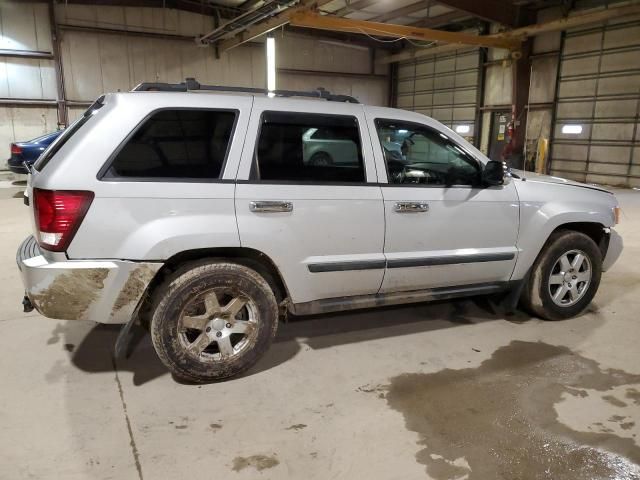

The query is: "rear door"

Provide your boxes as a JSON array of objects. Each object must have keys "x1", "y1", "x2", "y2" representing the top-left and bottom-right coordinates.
[{"x1": 235, "y1": 98, "x2": 385, "y2": 304}]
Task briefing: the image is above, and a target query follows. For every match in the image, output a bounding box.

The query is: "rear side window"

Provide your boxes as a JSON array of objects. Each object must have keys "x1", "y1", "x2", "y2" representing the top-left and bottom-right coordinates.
[
  {"x1": 104, "y1": 109, "x2": 236, "y2": 180},
  {"x1": 254, "y1": 112, "x2": 365, "y2": 183}
]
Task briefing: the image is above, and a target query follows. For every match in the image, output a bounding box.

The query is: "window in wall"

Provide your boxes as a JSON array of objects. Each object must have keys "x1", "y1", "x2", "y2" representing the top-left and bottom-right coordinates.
[
  {"x1": 105, "y1": 109, "x2": 236, "y2": 179},
  {"x1": 375, "y1": 119, "x2": 480, "y2": 186},
  {"x1": 254, "y1": 112, "x2": 365, "y2": 183}
]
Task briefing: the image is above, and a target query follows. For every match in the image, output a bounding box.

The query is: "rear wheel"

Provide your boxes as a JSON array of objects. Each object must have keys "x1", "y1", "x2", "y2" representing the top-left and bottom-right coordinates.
[
  {"x1": 150, "y1": 261, "x2": 278, "y2": 383},
  {"x1": 521, "y1": 230, "x2": 602, "y2": 320},
  {"x1": 309, "y1": 152, "x2": 333, "y2": 166}
]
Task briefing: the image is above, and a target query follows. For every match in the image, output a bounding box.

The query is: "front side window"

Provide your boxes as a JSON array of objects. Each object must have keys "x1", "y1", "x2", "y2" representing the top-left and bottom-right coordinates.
[
  {"x1": 254, "y1": 112, "x2": 365, "y2": 183},
  {"x1": 104, "y1": 109, "x2": 236, "y2": 179},
  {"x1": 375, "y1": 119, "x2": 480, "y2": 186}
]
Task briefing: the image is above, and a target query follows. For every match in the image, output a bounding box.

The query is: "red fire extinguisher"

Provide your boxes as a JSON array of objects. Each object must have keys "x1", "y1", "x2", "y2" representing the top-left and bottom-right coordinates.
[{"x1": 501, "y1": 120, "x2": 515, "y2": 161}]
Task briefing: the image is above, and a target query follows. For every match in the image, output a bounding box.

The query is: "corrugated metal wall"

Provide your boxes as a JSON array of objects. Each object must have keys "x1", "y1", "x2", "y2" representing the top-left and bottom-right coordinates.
[
  {"x1": 550, "y1": 18, "x2": 640, "y2": 187},
  {"x1": 395, "y1": 48, "x2": 481, "y2": 142},
  {"x1": 0, "y1": 2, "x2": 387, "y2": 166},
  {"x1": 59, "y1": 31, "x2": 268, "y2": 101},
  {"x1": 0, "y1": 2, "x2": 55, "y2": 99},
  {"x1": 0, "y1": 2, "x2": 57, "y2": 152}
]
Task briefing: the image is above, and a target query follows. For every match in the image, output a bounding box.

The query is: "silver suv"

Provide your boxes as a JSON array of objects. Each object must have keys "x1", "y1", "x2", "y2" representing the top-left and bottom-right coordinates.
[{"x1": 17, "y1": 79, "x2": 623, "y2": 383}]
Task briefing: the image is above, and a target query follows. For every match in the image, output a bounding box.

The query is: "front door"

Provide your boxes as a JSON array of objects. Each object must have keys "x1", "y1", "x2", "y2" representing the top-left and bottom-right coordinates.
[
  {"x1": 367, "y1": 113, "x2": 519, "y2": 293},
  {"x1": 235, "y1": 99, "x2": 385, "y2": 304}
]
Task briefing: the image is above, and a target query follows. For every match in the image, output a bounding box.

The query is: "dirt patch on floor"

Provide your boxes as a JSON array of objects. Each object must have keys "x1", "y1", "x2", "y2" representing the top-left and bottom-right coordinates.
[
  {"x1": 232, "y1": 454, "x2": 279, "y2": 472},
  {"x1": 386, "y1": 341, "x2": 640, "y2": 480},
  {"x1": 286, "y1": 423, "x2": 307, "y2": 431},
  {"x1": 31, "y1": 269, "x2": 109, "y2": 320}
]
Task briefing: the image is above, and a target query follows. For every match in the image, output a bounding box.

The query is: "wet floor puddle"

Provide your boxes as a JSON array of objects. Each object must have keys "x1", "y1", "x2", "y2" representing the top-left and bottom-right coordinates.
[{"x1": 386, "y1": 341, "x2": 640, "y2": 479}]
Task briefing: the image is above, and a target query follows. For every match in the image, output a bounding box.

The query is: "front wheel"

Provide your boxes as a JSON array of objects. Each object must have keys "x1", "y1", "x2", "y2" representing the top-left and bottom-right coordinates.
[
  {"x1": 521, "y1": 230, "x2": 602, "y2": 320},
  {"x1": 150, "y1": 261, "x2": 279, "y2": 383}
]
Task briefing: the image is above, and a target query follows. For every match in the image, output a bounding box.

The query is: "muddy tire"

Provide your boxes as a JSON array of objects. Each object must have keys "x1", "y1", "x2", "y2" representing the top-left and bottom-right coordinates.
[
  {"x1": 150, "y1": 260, "x2": 278, "y2": 383},
  {"x1": 521, "y1": 230, "x2": 602, "y2": 321}
]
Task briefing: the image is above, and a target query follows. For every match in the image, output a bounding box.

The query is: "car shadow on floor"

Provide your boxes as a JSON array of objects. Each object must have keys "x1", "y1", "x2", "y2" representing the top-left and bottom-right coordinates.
[{"x1": 60, "y1": 295, "x2": 533, "y2": 386}]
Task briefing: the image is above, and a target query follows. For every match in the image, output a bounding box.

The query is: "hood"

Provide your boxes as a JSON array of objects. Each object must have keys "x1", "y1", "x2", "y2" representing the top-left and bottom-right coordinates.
[{"x1": 510, "y1": 169, "x2": 612, "y2": 194}]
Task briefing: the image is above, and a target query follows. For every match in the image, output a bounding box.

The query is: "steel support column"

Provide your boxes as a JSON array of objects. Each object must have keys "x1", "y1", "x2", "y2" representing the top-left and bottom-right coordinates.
[
  {"x1": 510, "y1": 38, "x2": 532, "y2": 167},
  {"x1": 49, "y1": 0, "x2": 68, "y2": 127}
]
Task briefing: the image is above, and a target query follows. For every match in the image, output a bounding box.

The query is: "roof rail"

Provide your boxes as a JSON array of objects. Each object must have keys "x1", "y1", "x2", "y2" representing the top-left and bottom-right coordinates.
[{"x1": 131, "y1": 77, "x2": 360, "y2": 104}]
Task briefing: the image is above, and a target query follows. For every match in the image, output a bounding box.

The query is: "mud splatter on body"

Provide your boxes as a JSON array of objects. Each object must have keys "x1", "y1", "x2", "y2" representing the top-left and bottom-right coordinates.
[
  {"x1": 386, "y1": 341, "x2": 640, "y2": 480},
  {"x1": 112, "y1": 265, "x2": 156, "y2": 314},
  {"x1": 31, "y1": 269, "x2": 109, "y2": 320}
]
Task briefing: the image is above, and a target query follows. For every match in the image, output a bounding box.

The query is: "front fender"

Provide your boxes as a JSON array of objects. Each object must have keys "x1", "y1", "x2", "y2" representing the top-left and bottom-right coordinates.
[{"x1": 511, "y1": 183, "x2": 617, "y2": 280}]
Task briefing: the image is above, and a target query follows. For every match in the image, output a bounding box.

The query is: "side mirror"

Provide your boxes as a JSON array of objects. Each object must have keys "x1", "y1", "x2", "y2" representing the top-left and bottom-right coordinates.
[{"x1": 482, "y1": 160, "x2": 505, "y2": 186}]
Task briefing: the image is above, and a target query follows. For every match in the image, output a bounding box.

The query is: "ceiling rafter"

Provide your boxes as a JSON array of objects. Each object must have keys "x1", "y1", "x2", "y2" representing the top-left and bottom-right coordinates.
[
  {"x1": 53, "y1": 0, "x2": 241, "y2": 19},
  {"x1": 331, "y1": 0, "x2": 378, "y2": 17},
  {"x1": 367, "y1": 0, "x2": 433, "y2": 23},
  {"x1": 432, "y1": 0, "x2": 529, "y2": 27},
  {"x1": 382, "y1": 1, "x2": 640, "y2": 63},
  {"x1": 409, "y1": 10, "x2": 469, "y2": 28},
  {"x1": 217, "y1": 0, "x2": 333, "y2": 52}
]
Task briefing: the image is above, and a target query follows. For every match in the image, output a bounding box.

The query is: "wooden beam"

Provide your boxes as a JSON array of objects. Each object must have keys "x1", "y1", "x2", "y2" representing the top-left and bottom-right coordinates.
[
  {"x1": 382, "y1": 2, "x2": 640, "y2": 64},
  {"x1": 288, "y1": 11, "x2": 518, "y2": 49},
  {"x1": 218, "y1": 0, "x2": 333, "y2": 52},
  {"x1": 285, "y1": 26, "x2": 396, "y2": 50}
]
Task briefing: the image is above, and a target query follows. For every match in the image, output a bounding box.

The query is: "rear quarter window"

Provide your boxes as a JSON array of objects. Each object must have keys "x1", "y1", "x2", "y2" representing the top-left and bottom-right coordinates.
[{"x1": 102, "y1": 108, "x2": 237, "y2": 181}]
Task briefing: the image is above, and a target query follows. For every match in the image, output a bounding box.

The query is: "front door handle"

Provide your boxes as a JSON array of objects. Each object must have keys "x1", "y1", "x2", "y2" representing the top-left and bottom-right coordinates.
[
  {"x1": 249, "y1": 201, "x2": 293, "y2": 213},
  {"x1": 394, "y1": 202, "x2": 429, "y2": 213}
]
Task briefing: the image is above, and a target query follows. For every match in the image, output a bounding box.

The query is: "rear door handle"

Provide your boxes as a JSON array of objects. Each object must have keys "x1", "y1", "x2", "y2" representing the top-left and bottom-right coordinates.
[
  {"x1": 249, "y1": 201, "x2": 293, "y2": 213},
  {"x1": 394, "y1": 202, "x2": 429, "y2": 213}
]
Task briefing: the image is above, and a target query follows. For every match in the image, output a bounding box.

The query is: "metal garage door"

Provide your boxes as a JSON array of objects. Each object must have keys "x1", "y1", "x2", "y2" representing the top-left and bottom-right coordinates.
[
  {"x1": 550, "y1": 19, "x2": 640, "y2": 187},
  {"x1": 395, "y1": 48, "x2": 481, "y2": 143}
]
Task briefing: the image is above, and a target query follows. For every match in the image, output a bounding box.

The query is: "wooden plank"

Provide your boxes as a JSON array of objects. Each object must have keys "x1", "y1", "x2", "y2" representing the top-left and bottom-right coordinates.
[{"x1": 289, "y1": 11, "x2": 518, "y2": 49}]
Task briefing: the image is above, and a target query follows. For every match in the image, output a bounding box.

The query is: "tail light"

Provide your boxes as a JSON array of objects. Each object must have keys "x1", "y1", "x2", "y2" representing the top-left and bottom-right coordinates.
[
  {"x1": 33, "y1": 189, "x2": 94, "y2": 252},
  {"x1": 11, "y1": 144, "x2": 22, "y2": 156}
]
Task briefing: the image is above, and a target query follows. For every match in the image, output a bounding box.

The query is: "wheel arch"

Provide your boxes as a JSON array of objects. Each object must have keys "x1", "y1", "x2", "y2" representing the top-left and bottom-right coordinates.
[
  {"x1": 144, "y1": 247, "x2": 290, "y2": 307},
  {"x1": 512, "y1": 211, "x2": 611, "y2": 281},
  {"x1": 548, "y1": 222, "x2": 609, "y2": 258},
  {"x1": 309, "y1": 151, "x2": 333, "y2": 162}
]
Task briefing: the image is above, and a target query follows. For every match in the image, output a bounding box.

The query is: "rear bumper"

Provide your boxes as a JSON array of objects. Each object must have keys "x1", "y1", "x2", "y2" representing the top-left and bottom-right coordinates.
[
  {"x1": 7, "y1": 156, "x2": 29, "y2": 174},
  {"x1": 17, "y1": 236, "x2": 162, "y2": 324},
  {"x1": 8, "y1": 164, "x2": 28, "y2": 174},
  {"x1": 602, "y1": 228, "x2": 623, "y2": 272}
]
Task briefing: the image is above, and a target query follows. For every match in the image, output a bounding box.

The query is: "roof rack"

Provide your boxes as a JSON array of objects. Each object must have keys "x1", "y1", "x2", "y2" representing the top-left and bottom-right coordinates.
[{"x1": 131, "y1": 77, "x2": 360, "y2": 104}]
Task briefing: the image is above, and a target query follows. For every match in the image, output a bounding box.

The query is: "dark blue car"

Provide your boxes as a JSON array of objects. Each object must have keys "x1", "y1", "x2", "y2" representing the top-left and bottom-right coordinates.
[{"x1": 7, "y1": 130, "x2": 63, "y2": 174}]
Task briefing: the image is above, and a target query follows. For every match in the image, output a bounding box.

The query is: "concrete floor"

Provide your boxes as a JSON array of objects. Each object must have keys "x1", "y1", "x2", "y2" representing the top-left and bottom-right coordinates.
[{"x1": 1, "y1": 183, "x2": 639, "y2": 480}]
